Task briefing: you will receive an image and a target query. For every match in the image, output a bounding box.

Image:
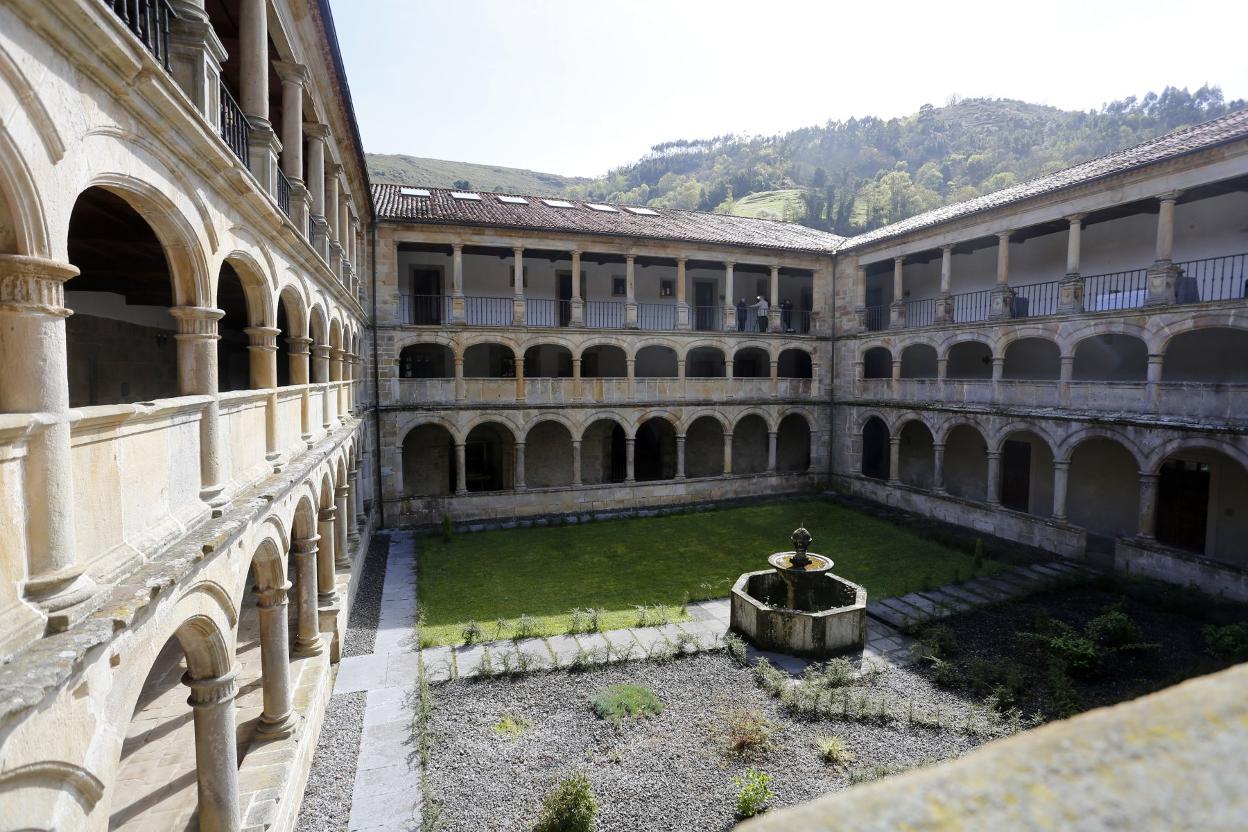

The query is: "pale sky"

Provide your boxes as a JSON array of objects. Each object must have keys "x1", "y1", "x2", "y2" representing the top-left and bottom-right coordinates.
[{"x1": 330, "y1": 0, "x2": 1248, "y2": 178}]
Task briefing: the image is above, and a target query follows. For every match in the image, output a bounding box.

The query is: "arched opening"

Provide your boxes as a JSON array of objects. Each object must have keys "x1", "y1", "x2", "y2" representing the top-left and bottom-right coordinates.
[
  {"x1": 309, "y1": 310, "x2": 328, "y2": 383},
  {"x1": 635, "y1": 417, "x2": 677, "y2": 481},
  {"x1": 581, "y1": 419, "x2": 627, "y2": 484},
  {"x1": 946, "y1": 341, "x2": 992, "y2": 380},
  {"x1": 777, "y1": 413, "x2": 811, "y2": 472},
  {"x1": 463, "y1": 343, "x2": 516, "y2": 378},
  {"x1": 1002, "y1": 338, "x2": 1061, "y2": 380},
  {"x1": 687, "y1": 347, "x2": 726, "y2": 378},
  {"x1": 580, "y1": 344, "x2": 627, "y2": 377},
  {"x1": 635, "y1": 345, "x2": 678, "y2": 377},
  {"x1": 399, "y1": 344, "x2": 453, "y2": 378},
  {"x1": 861, "y1": 416, "x2": 889, "y2": 479},
  {"x1": 65, "y1": 187, "x2": 180, "y2": 407},
  {"x1": 1155, "y1": 448, "x2": 1248, "y2": 565},
  {"x1": 402, "y1": 424, "x2": 456, "y2": 496},
  {"x1": 998, "y1": 430, "x2": 1054, "y2": 515},
  {"x1": 862, "y1": 347, "x2": 892, "y2": 379},
  {"x1": 900, "y1": 344, "x2": 938, "y2": 379},
  {"x1": 944, "y1": 424, "x2": 988, "y2": 501},
  {"x1": 733, "y1": 347, "x2": 770, "y2": 378},
  {"x1": 778, "y1": 349, "x2": 812, "y2": 379},
  {"x1": 732, "y1": 414, "x2": 770, "y2": 474},
  {"x1": 1162, "y1": 329, "x2": 1248, "y2": 383},
  {"x1": 1072, "y1": 334, "x2": 1148, "y2": 381},
  {"x1": 898, "y1": 420, "x2": 935, "y2": 488},
  {"x1": 275, "y1": 289, "x2": 303, "y2": 387},
  {"x1": 524, "y1": 344, "x2": 573, "y2": 377},
  {"x1": 525, "y1": 421, "x2": 574, "y2": 488},
  {"x1": 1068, "y1": 438, "x2": 1140, "y2": 539},
  {"x1": 216, "y1": 261, "x2": 260, "y2": 392},
  {"x1": 464, "y1": 422, "x2": 515, "y2": 492},
  {"x1": 685, "y1": 416, "x2": 725, "y2": 478}
]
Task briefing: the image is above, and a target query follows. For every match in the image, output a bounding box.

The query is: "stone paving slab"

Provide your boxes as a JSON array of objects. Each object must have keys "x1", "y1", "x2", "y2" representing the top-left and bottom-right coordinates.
[
  {"x1": 919, "y1": 590, "x2": 973, "y2": 612},
  {"x1": 866, "y1": 602, "x2": 912, "y2": 629},
  {"x1": 940, "y1": 584, "x2": 995, "y2": 605},
  {"x1": 544, "y1": 634, "x2": 582, "y2": 665},
  {"x1": 572, "y1": 632, "x2": 611, "y2": 653}
]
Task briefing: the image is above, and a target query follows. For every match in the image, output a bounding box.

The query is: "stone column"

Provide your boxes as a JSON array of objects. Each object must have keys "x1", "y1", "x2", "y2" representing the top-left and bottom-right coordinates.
[
  {"x1": 183, "y1": 669, "x2": 242, "y2": 832},
  {"x1": 986, "y1": 450, "x2": 1002, "y2": 505},
  {"x1": 240, "y1": 0, "x2": 279, "y2": 192},
  {"x1": 624, "y1": 254, "x2": 638, "y2": 328},
  {"x1": 675, "y1": 435, "x2": 686, "y2": 480},
  {"x1": 769, "y1": 358, "x2": 779, "y2": 398},
  {"x1": 935, "y1": 245, "x2": 954, "y2": 323},
  {"x1": 316, "y1": 507, "x2": 337, "y2": 604},
  {"x1": 767, "y1": 430, "x2": 778, "y2": 473},
  {"x1": 454, "y1": 354, "x2": 465, "y2": 401},
  {"x1": 286, "y1": 336, "x2": 313, "y2": 445},
  {"x1": 626, "y1": 357, "x2": 636, "y2": 398},
  {"x1": 306, "y1": 124, "x2": 329, "y2": 258},
  {"x1": 444, "y1": 243, "x2": 464, "y2": 324},
  {"x1": 571, "y1": 357, "x2": 582, "y2": 401},
  {"x1": 514, "y1": 442, "x2": 526, "y2": 491},
  {"x1": 254, "y1": 583, "x2": 297, "y2": 739},
  {"x1": 888, "y1": 437, "x2": 901, "y2": 484},
  {"x1": 246, "y1": 326, "x2": 280, "y2": 464},
  {"x1": 989, "y1": 232, "x2": 1015, "y2": 319},
  {"x1": 937, "y1": 357, "x2": 948, "y2": 381},
  {"x1": 312, "y1": 344, "x2": 331, "y2": 429},
  {"x1": 570, "y1": 250, "x2": 584, "y2": 326},
  {"x1": 625, "y1": 436, "x2": 636, "y2": 483},
  {"x1": 1138, "y1": 472, "x2": 1158, "y2": 539},
  {"x1": 675, "y1": 257, "x2": 690, "y2": 330},
  {"x1": 326, "y1": 167, "x2": 343, "y2": 274},
  {"x1": 274, "y1": 60, "x2": 307, "y2": 182},
  {"x1": 335, "y1": 485, "x2": 350, "y2": 568},
  {"x1": 932, "y1": 442, "x2": 946, "y2": 493},
  {"x1": 168, "y1": 1, "x2": 227, "y2": 129},
  {"x1": 991, "y1": 355, "x2": 1004, "y2": 383},
  {"x1": 677, "y1": 358, "x2": 687, "y2": 400},
  {"x1": 891, "y1": 358, "x2": 902, "y2": 383},
  {"x1": 172, "y1": 306, "x2": 227, "y2": 505},
  {"x1": 1145, "y1": 191, "x2": 1183, "y2": 306},
  {"x1": 1052, "y1": 459, "x2": 1070, "y2": 522},
  {"x1": 769, "y1": 265, "x2": 781, "y2": 331},
  {"x1": 723, "y1": 432, "x2": 733, "y2": 476},
  {"x1": 290, "y1": 535, "x2": 322, "y2": 654},
  {"x1": 0, "y1": 256, "x2": 95, "y2": 623},
  {"x1": 454, "y1": 443, "x2": 468, "y2": 495},
  {"x1": 511, "y1": 246, "x2": 526, "y2": 326},
  {"x1": 1147, "y1": 352, "x2": 1164, "y2": 410},
  {"x1": 338, "y1": 193, "x2": 351, "y2": 269},
  {"x1": 571, "y1": 439, "x2": 582, "y2": 486},
  {"x1": 1057, "y1": 214, "x2": 1086, "y2": 314},
  {"x1": 330, "y1": 348, "x2": 346, "y2": 424},
  {"x1": 889, "y1": 256, "x2": 906, "y2": 329},
  {"x1": 514, "y1": 350, "x2": 526, "y2": 402},
  {"x1": 348, "y1": 464, "x2": 362, "y2": 541},
  {"x1": 723, "y1": 261, "x2": 736, "y2": 330}
]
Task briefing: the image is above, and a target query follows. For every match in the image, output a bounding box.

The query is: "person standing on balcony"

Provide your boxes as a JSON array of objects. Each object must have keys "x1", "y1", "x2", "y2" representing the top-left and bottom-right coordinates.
[
  {"x1": 781, "y1": 298, "x2": 794, "y2": 332},
  {"x1": 755, "y1": 295, "x2": 770, "y2": 333},
  {"x1": 736, "y1": 297, "x2": 748, "y2": 331}
]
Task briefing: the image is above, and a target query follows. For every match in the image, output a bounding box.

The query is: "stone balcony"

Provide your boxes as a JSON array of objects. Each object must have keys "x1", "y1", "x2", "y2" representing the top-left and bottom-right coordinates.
[{"x1": 384, "y1": 376, "x2": 815, "y2": 407}]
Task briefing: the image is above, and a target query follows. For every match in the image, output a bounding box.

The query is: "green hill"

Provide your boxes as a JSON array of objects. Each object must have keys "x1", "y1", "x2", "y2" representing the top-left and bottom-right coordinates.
[{"x1": 366, "y1": 154, "x2": 588, "y2": 196}]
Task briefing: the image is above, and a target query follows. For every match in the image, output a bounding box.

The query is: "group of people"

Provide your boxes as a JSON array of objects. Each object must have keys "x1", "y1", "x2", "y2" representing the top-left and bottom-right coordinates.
[{"x1": 735, "y1": 296, "x2": 798, "y2": 332}]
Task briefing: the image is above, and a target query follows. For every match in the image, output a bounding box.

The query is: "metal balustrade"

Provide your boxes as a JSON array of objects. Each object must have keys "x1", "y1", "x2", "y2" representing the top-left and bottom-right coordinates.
[
  {"x1": 277, "y1": 169, "x2": 291, "y2": 218},
  {"x1": 1011, "y1": 280, "x2": 1059, "y2": 318},
  {"x1": 903, "y1": 298, "x2": 935, "y2": 328},
  {"x1": 1084, "y1": 268, "x2": 1148, "y2": 312},
  {"x1": 693, "y1": 305, "x2": 722, "y2": 331},
  {"x1": 219, "y1": 81, "x2": 250, "y2": 167},
  {"x1": 105, "y1": 0, "x2": 174, "y2": 70},
  {"x1": 525, "y1": 298, "x2": 572, "y2": 327},
  {"x1": 637, "y1": 303, "x2": 677, "y2": 331},
  {"x1": 1175, "y1": 252, "x2": 1248, "y2": 304},
  {"x1": 952, "y1": 289, "x2": 992, "y2": 323},
  {"x1": 464, "y1": 296, "x2": 513, "y2": 326},
  {"x1": 585, "y1": 300, "x2": 625, "y2": 329},
  {"x1": 863, "y1": 305, "x2": 888, "y2": 331},
  {"x1": 400, "y1": 294, "x2": 453, "y2": 326}
]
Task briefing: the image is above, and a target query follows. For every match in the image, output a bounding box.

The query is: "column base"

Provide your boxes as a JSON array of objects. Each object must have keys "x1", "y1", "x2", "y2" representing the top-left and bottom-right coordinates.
[
  {"x1": 888, "y1": 300, "x2": 907, "y2": 329},
  {"x1": 25, "y1": 569, "x2": 98, "y2": 632},
  {"x1": 317, "y1": 590, "x2": 338, "y2": 606},
  {"x1": 255, "y1": 711, "x2": 300, "y2": 741},
  {"x1": 988, "y1": 286, "x2": 1015, "y2": 320},
  {"x1": 934, "y1": 293, "x2": 954, "y2": 324},
  {"x1": 1056, "y1": 273, "x2": 1085, "y2": 314},
  {"x1": 1143, "y1": 262, "x2": 1181, "y2": 307},
  {"x1": 334, "y1": 554, "x2": 351, "y2": 570},
  {"x1": 200, "y1": 483, "x2": 229, "y2": 507},
  {"x1": 292, "y1": 637, "x2": 324, "y2": 657},
  {"x1": 570, "y1": 297, "x2": 584, "y2": 326}
]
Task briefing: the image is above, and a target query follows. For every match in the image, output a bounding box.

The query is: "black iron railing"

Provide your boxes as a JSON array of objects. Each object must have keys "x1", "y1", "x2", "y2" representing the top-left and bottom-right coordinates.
[
  {"x1": 862, "y1": 305, "x2": 888, "y2": 331},
  {"x1": 903, "y1": 298, "x2": 936, "y2": 328},
  {"x1": 105, "y1": 0, "x2": 174, "y2": 70},
  {"x1": 400, "y1": 294, "x2": 452, "y2": 325},
  {"x1": 791, "y1": 309, "x2": 812, "y2": 334},
  {"x1": 464, "y1": 296, "x2": 513, "y2": 326},
  {"x1": 638, "y1": 303, "x2": 677, "y2": 331},
  {"x1": 585, "y1": 300, "x2": 625, "y2": 329},
  {"x1": 1012, "y1": 280, "x2": 1059, "y2": 318},
  {"x1": 219, "y1": 81, "x2": 250, "y2": 167},
  {"x1": 952, "y1": 289, "x2": 992, "y2": 323},
  {"x1": 277, "y1": 169, "x2": 291, "y2": 217},
  {"x1": 1085, "y1": 268, "x2": 1148, "y2": 312},
  {"x1": 776, "y1": 306, "x2": 807, "y2": 333},
  {"x1": 1175, "y1": 252, "x2": 1248, "y2": 304},
  {"x1": 524, "y1": 298, "x2": 572, "y2": 327},
  {"x1": 693, "y1": 305, "x2": 722, "y2": 332}
]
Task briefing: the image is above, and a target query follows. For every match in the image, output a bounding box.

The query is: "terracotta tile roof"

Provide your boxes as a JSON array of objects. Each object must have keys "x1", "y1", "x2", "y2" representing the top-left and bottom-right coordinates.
[
  {"x1": 842, "y1": 106, "x2": 1248, "y2": 251},
  {"x1": 373, "y1": 184, "x2": 845, "y2": 254}
]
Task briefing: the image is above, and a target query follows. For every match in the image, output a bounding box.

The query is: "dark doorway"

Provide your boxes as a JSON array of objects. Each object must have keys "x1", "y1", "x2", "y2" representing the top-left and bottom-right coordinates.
[
  {"x1": 694, "y1": 280, "x2": 716, "y2": 330},
  {"x1": 1001, "y1": 440, "x2": 1031, "y2": 511},
  {"x1": 558, "y1": 272, "x2": 573, "y2": 327},
  {"x1": 609, "y1": 424, "x2": 627, "y2": 482},
  {"x1": 412, "y1": 267, "x2": 442, "y2": 325},
  {"x1": 861, "y1": 417, "x2": 889, "y2": 480},
  {"x1": 1157, "y1": 459, "x2": 1210, "y2": 553}
]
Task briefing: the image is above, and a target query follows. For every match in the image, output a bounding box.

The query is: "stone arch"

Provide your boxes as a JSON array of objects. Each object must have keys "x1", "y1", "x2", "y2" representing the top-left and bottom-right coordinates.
[
  {"x1": 856, "y1": 408, "x2": 897, "y2": 436},
  {"x1": 631, "y1": 409, "x2": 681, "y2": 438},
  {"x1": 463, "y1": 419, "x2": 517, "y2": 492},
  {"x1": 1057, "y1": 427, "x2": 1148, "y2": 469},
  {"x1": 679, "y1": 408, "x2": 731, "y2": 434},
  {"x1": 635, "y1": 414, "x2": 678, "y2": 481},
  {"x1": 523, "y1": 341, "x2": 574, "y2": 377},
  {"x1": 1067, "y1": 435, "x2": 1143, "y2": 540},
  {"x1": 945, "y1": 339, "x2": 994, "y2": 379},
  {"x1": 463, "y1": 340, "x2": 521, "y2": 377},
  {"x1": 399, "y1": 342, "x2": 453, "y2": 379},
  {"x1": 0, "y1": 114, "x2": 50, "y2": 256},
  {"x1": 396, "y1": 412, "x2": 463, "y2": 446},
  {"x1": 777, "y1": 347, "x2": 813, "y2": 379},
  {"x1": 1071, "y1": 332, "x2": 1149, "y2": 381},
  {"x1": 1060, "y1": 318, "x2": 1150, "y2": 356},
  {"x1": 996, "y1": 427, "x2": 1057, "y2": 515},
  {"x1": 402, "y1": 422, "x2": 456, "y2": 496},
  {"x1": 897, "y1": 417, "x2": 936, "y2": 488},
  {"x1": 685, "y1": 413, "x2": 726, "y2": 478},
  {"x1": 776, "y1": 411, "x2": 812, "y2": 472},
  {"x1": 1146, "y1": 437, "x2": 1248, "y2": 475},
  {"x1": 732, "y1": 412, "x2": 771, "y2": 474},
  {"x1": 943, "y1": 421, "x2": 989, "y2": 502},
  {"x1": 309, "y1": 303, "x2": 329, "y2": 347},
  {"x1": 575, "y1": 410, "x2": 636, "y2": 441},
  {"x1": 575, "y1": 335, "x2": 631, "y2": 360},
  {"x1": 733, "y1": 407, "x2": 777, "y2": 433},
  {"x1": 685, "y1": 344, "x2": 726, "y2": 377},
  {"x1": 218, "y1": 251, "x2": 276, "y2": 327},
  {"x1": 0, "y1": 41, "x2": 65, "y2": 168},
  {"x1": 899, "y1": 343, "x2": 938, "y2": 378},
  {"x1": 525, "y1": 411, "x2": 579, "y2": 440},
  {"x1": 732, "y1": 345, "x2": 771, "y2": 378},
  {"x1": 989, "y1": 421, "x2": 1059, "y2": 455},
  {"x1": 860, "y1": 415, "x2": 890, "y2": 480},
  {"x1": 580, "y1": 415, "x2": 628, "y2": 484},
  {"x1": 525, "y1": 419, "x2": 575, "y2": 488},
  {"x1": 1150, "y1": 311, "x2": 1248, "y2": 355},
  {"x1": 635, "y1": 343, "x2": 679, "y2": 377},
  {"x1": 1161, "y1": 327, "x2": 1248, "y2": 383},
  {"x1": 462, "y1": 411, "x2": 523, "y2": 441},
  {"x1": 861, "y1": 346, "x2": 892, "y2": 379},
  {"x1": 1002, "y1": 336, "x2": 1062, "y2": 380},
  {"x1": 996, "y1": 324, "x2": 1061, "y2": 355}
]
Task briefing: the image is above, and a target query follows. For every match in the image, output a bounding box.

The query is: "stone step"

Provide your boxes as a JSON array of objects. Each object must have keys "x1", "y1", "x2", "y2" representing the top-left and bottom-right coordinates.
[
  {"x1": 919, "y1": 589, "x2": 973, "y2": 613},
  {"x1": 958, "y1": 578, "x2": 1014, "y2": 602},
  {"x1": 940, "y1": 583, "x2": 996, "y2": 606},
  {"x1": 866, "y1": 602, "x2": 913, "y2": 629}
]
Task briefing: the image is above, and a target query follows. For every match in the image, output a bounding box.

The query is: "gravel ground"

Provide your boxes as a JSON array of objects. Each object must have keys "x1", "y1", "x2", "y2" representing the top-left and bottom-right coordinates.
[
  {"x1": 294, "y1": 690, "x2": 367, "y2": 832},
  {"x1": 423, "y1": 652, "x2": 994, "y2": 832},
  {"x1": 343, "y1": 530, "x2": 391, "y2": 658}
]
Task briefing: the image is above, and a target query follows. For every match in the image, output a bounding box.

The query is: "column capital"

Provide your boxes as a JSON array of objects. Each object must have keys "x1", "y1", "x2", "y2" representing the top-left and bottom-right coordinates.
[
  {"x1": 286, "y1": 335, "x2": 312, "y2": 353},
  {"x1": 183, "y1": 669, "x2": 238, "y2": 706},
  {"x1": 170, "y1": 306, "x2": 224, "y2": 338},
  {"x1": 272, "y1": 60, "x2": 310, "y2": 86},
  {"x1": 676, "y1": 256, "x2": 688, "y2": 265},
  {"x1": 997, "y1": 231, "x2": 1012, "y2": 242},
  {"x1": 0, "y1": 254, "x2": 79, "y2": 317},
  {"x1": 986, "y1": 449, "x2": 1002, "y2": 459},
  {"x1": 304, "y1": 122, "x2": 330, "y2": 141},
  {"x1": 335, "y1": 484, "x2": 349, "y2": 499},
  {"x1": 1065, "y1": 212, "x2": 1086, "y2": 224},
  {"x1": 311, "y1": 344, "x2": 332, "y2": 359},
  {"x1": 1139, "y1": 470, "x2": 1159, "y2": 482},
  {"x1": 451, "y1": 242, "x2": 464, "y2": 253},
  {"x1": 569, "y1": 248, "x2": 581, "y2": 257},
  {"x1": 940, "y1": 244, "x2": 954, "y2": 253},
  {"x1": 1156, "y1": 190, "x2": 1183, "y2": 203},
  {"x1": 893, "y1": 255, "x2": 905, "y2": 265},
  {"x1": 625, "y1": 253, "x2": 635, "y2": 263},
  {"x1": 254, "y1": 581, "x2": 291, "y2": 608},
  {"x1": 512, "y1": 246, "x2": 524, "y2": 256},
  {"x1": 318, "y1": 506, "x2": 336, "y2": 522},
  {"x1": 1053, "y1": 458, "x2": 1071, "y2": 470},
  {"x1": 724, "y1": 260, "x2": 736, "y2": 268},
  {"x1": 244, "y1": 326, "x2": 281, "y2": 349},
  {"x1": 291, "y1": 534, "x2": 320, "y2": 556}
]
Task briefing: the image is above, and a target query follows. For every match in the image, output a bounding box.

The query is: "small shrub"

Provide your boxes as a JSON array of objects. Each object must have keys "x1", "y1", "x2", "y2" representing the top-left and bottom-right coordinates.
[
  {"x1": 1020, "y1": 622, "x2": 1103, "y2": 677},
  {"x1": 533, "y1": 772, "x2": 596, "y2": 832},
  {"x1": 440, "y1": 513, "x2": 454, "y2": 543},
  {"x1": 751, "y1": 658, "x2": 788, "y2": 697},
  {"x1": 724, "y1": 633, "x2": 750, "y2": 667},
  {"x1": 673, "y1": 632, "x2": 698, "y2": 654},
  {"x1": 634, "y1": 605, "x2": 652, "y2": 627},
  {"x1": 1044, "y1": 664, "x2": 1081, "y2": 718},
  {"x1": 927, "y1": 656, "x2": 962, "y2": 689},
  {"x1": 918, "y1": 625, "x2": 958, "y2": 660},
  {"x1": 567, "y1": 608, "x2": 590, "y2": 635},
  {"x1": 723, "y1": 707, "x2": 777, "y2": 759},
  {"x1": 494, "y1": 711, "x2": 532, "y2": 738},
  {"x1": 733, "y1": 769, "x2": 774, "y2": 819},
  {"x1": 815, "y1": 734, "x2": 855, "y2": 766},
  {"x1": 968, "y1": 659, "x2": 1026, "y2": 710},
  {"x1": 606, "y1": 642, "x2": 634, "y2": 664},
  {"x1": 494, "y1": 618, "x2": 508, "y2": 640},
  {"x1": 461, "y1": 620, "x2": 484, "y2": 646},
  {"x1": 802, "y1": 657, "x2": 854, "y2": 689},
  {"x1": 972, "y1": 538, "x2": 985, "y2": 571},
  {"x1": 514, "y1": 614, "x2": 540, "y2": 640},
  {"x1": 1087, "y1": 609, "x2": 1138, "y2": 647},
  {"x1": 477, "y1": 647, "x2": 495, "y2": 677},
  {"x1": 1204, "y1": 622, "x2": 1248, "y2": 662},
  {"x1": 646, "y1": 640, "x2": 677, "y2": 663},
  {"x1": 590, "y1": 684, "x2": 663, "y2": 727},
  {"x1": 587, "y1": 608, "x2": 603, "y2": 632}
]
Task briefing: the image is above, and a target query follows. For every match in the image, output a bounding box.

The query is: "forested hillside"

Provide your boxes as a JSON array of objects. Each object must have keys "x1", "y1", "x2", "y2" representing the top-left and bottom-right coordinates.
[
  {"x1": 366, "y1": 154, "x2": 587, "y2": 196},
  {"x1": 563, "y1": 86, "x2": 1244, "y2": 235}
]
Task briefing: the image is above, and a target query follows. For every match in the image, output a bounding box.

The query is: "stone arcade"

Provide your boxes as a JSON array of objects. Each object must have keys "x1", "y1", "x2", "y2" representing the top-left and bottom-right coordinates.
[{"x1": 1, "y1": 1, "x2": 1247, "y2": 830}]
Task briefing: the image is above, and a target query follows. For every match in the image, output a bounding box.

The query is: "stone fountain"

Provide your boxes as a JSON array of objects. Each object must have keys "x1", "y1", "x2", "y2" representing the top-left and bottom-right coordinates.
[{"x1": 729, "y1": 526, "x2": 867, "y2": 657}]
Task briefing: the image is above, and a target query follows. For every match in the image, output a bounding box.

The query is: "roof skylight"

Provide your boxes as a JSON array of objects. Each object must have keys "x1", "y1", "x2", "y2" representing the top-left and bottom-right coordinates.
[
  {"x1": 497, "y1": 195, "x2": 529, "y2": 204},
  {"x1": 451, "y1": 191, "x2": 481, "y2": 201},
  {"x1": 624, "y1": 206, "x2": 659, "y2": 216},
  {"x1": 399, "y1": 187, "x2": 430, "y2": 197},
  {"x1": 586, "y1": 203, "x2": 618, "y2": 212},
  {"x1": 542, "y1": 199, "x2": 575, "y2": 208}
]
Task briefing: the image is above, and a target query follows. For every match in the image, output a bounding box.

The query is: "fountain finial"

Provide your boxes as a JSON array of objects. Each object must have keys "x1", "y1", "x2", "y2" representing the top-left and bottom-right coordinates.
[{"x1": 790, "y1": 526, "x2": 813, "y2": 568}]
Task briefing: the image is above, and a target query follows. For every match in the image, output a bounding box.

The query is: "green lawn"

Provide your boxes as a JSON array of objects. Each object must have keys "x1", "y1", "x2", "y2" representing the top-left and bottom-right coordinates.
[{"x1": 417, "y1": 499, "x2": 1005, "y2": 645}]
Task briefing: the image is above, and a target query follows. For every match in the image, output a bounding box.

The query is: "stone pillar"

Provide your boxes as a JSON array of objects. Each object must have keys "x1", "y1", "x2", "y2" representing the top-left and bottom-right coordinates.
[
  {"x1": 183, "y1": 670, "x2": 242, "y2": 832},
  {"x1": 723, "y1": 261, "x2": 736, "y2": 330},
  {"x1": 290, "y1": 536, "x2": 322, "y2": 655},
  {"x1": 571, "y1": 439, "x2": 582, "y2": 486},
  {"x1": 1138, "y1": 472, "x2": 1158, "y2": 539},
  {"x1": 936, "y1": 357, "x2": 948, "y2": 381},
  {"x1": 514, "y1": 350, "x2": 526, "y2": 402},
  {"x1": 932, "y1": 442, "x2": 946, "y2": 493},
  {"x1": 989, "y1": 232, "x2": 1015, "y2": 319},
  {"x1": 254, "y1": 583, "x2": 297, "y2": 739},
  {"x1": 312, "y1": 344, "x2": 331, "y2": 428},
  {"x1": 513, "y1": 442, "x2": 526, "y2": 491},
  {"x1": 677, "y1": 358, "x2": 687, "y2": 400},
  {"x1": 675, "y1": 435, "x2": 686, "y2": 480},
  {"x1": 571, "y1": 357, "x2": 582, "y2": 401},
  {"x1": 889, "y1": 256, "x2": 906, "y2": 329},
  {"x1": 334, "y1": 485, "x2": 350, "y2": 568},
  {"x1": 454, "y1": 443, "x2": 468, "y2": 495},
  {"x1": 347, "y1": 467, "x2": 361, "y2": 545},
  {"x1": 287, "y1": 336, "x2": 313, "y2": 445},
  {"x1": 675, "y1": 257, "x2": 690, "y2": 330},
  {"x1": 168, "y1": 2, "x2": 227, "y2": 129},
  {"x1": 330, "y1": 348, "x2": 347, "y2": 424},
  {"x1": 853, "y1": 264, "x2": 868, "y2": 332},
  {"x1": 570, "y1": 250, "x2": 584, "y2": 326},
  {"x1": 626, "y1": 357, "x2": 636, "y2": 398},
  {"x1": 1147, "y1": 352, "x2": 1164, "y2": 410},
  {"x1": 244, "y1": 326, "x2": 279, "y2": 390},
  {"x1": 316, "y1": 507, "x2": 337, "y2": 604},
  {"x1": 306, "y1": 125, "x2": 329, "y2": 258},
  {"x1": 338, "y1": 193, "x2": 351, "y2": 270},
  {"x1": 769, "y1": 358, "x2": 779, "y2": 398},
  {"x1": 935, "y1": 245, "x2": 954, "y2": 323},
  {"x1": 769, "y1": 265, "x2": 781, "y2": 331},
  {"x1": 510, "y1": 246, "x2": 526, "y2": 325},
  {"x1": 1059, "y1": 354, "x2": 1074, "y2": 407},
  {"x1": 450, "y1": 243, "x2": 465, "y2": 324},
  {"x1": 625, "y1": 436, "x2": 636, "y2": 483},
  {"x1": 991, "y1": 356, "x2": 1004, "y2": 383},
  {"x1": 888, "y1": 437, "x2": 901, "y2": 484},
  {"x1": 986, "y1": 450, "x2": 1002, "y2": 505},
  {"x1": 1145, "y1": 192, "x2": 1183, "y2": 306},
  {"x1": 240, "y1": 0, "x2": 279, "y2": 192},
  {"x1": 1057, "y1": 214, "x2": 1086, "y2": 314},
  {"x1": 274, "y1": 62, "x2": 307, "y2": 184},
  {"x1": 624, "y1": 254, "x2": 638, "y2": 328},
  {"x1": 723, "y1": 432, "x2": 733, "y2": 476},
  {"x1": 891, "y1": 358, "x2": 902, "y2": 383},
  {"x1": 0, "y1": 256, "x2": 95, "y2": 622},
  {"x1": 1052, "y1": 459, "x2": 1070, "y2": 522},
  {"x1": 326, "y1": 167, "x2": 343, "y2": 274},
  {"x1": 454, "y1": 355, "x2": 465, "y2": 401},
  {"x1": 172, "y1": 306, "x2": 227, "y2": 505},
  {"x1": 767, "y1": 430, "x2": 778, "y2": 473}
]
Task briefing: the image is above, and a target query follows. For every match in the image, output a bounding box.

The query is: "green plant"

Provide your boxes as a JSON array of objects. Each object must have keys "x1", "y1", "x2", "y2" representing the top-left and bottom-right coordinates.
[
  {"x1": 441, "y1": 513, "x2": 454, "y2": 543},
  {"x1": 751, "y1": 658, "x2": 789, "y2": 697},
  {"x1": 723, "y1": 707, "x2": 777, "y2": 759},
  {"x1": 1087, "y1": 608, "x2": 1139, "y2": 647},
  {"x1": 533, "y1": 772, "x2": 596, "y2": 832},
  {"x1": 919, "y1": 573, "x2": 932, "y2": 592},
  {"x1": 1044, "y1": 663, "x2": 1081, "y2": 718},
  {"x1": 494, "y1": 711, "x2": 532, "y2": 738},
  {"x1": 725, "y1": 633, "x2": 750, "y2": 667},
  {"x1": 968, "y1": 659, "x2": 1026, "y2": 710},
  {"x1": 927, "y1": 656, "x2": 962, "y2": 688},
  {"x1": 477, "y1": 647, "x2": 495, "y2": 677},
  {"x1": 815, "y1": 734, "x2": 855, "y2": 766},
  {"x1": 1020, "y1": 621, "x2": 1104, "y2": 677},
  {"x1": 514, "y1": 614, "x2": 540, "y2": 640},
  {"x1": 1204, "y1": 622, "x2": 1248, "y2": 662},
  {"x1": 494, "y1": 618, "x2": 508, "y2": 640},
  {"x1": 567, "y1": 608, "x2": 590, "y2": 634},
  {"x1": 972, "y1": 538, "x2": 985, "y2": 571},
  {"x1": 802, "y1": 657, "x2": 855, "y2": 688},
  {"x1": 733, "y1": 769, "x2": 774, "y2": 818},
  {"x1": 587, "y1": 608, "x2": 603, "y2": 632},
  {"x1": 917, "y1": 624, "x2": 958, "y2": 660},
  {"x1": 460, "y1": 619, "x2": 484, "y2": 645},
  {"x1": 589, "y1": 684, "x2": 663, "y2": 726}
]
